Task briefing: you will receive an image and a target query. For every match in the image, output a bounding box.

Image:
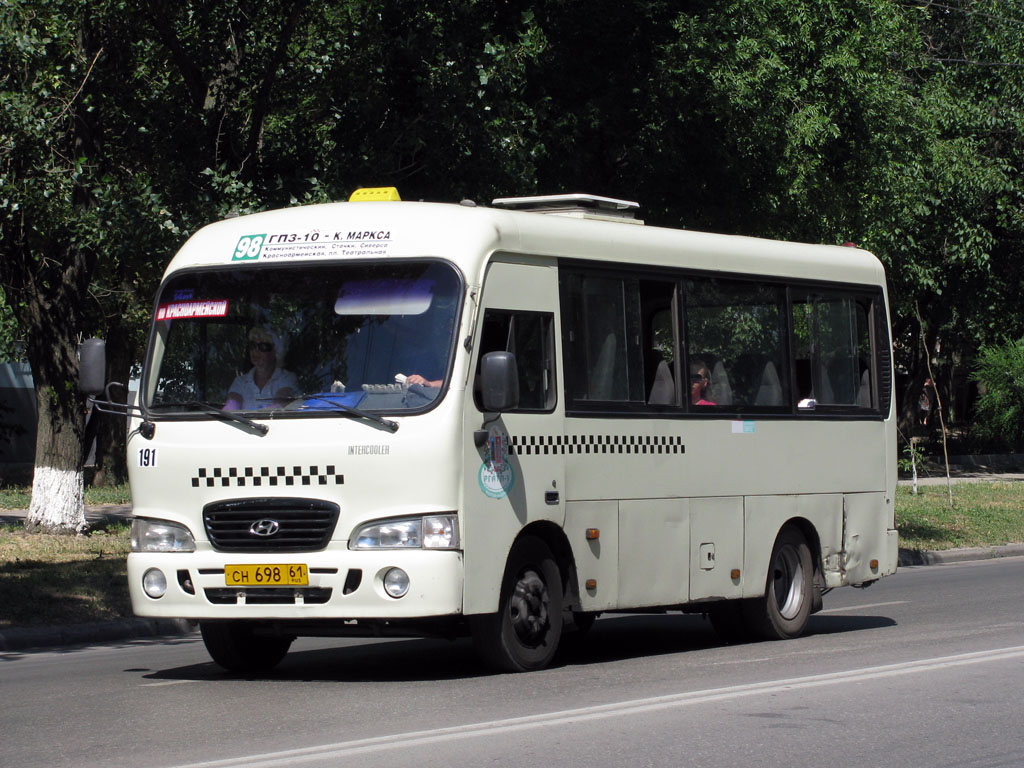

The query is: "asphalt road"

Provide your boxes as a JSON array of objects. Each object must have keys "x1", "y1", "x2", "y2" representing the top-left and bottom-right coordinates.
[{"x1": 3, "y1": 557, "x2": 1023, "y2": 768}]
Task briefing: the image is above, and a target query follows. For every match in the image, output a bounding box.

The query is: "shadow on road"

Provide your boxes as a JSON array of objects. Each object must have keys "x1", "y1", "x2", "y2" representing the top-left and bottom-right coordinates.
[
  {"x1": 807, "y1": 613, "x2": 898, "y2": 635},
  {"x1": 139, "y1": 610, "x2": 897, "y2": 684}
]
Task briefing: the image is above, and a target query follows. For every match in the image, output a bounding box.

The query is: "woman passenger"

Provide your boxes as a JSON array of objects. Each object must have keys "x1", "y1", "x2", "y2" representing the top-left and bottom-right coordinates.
[{"x1": 690, "y1": 360, "x2": 716, "y2": 406}]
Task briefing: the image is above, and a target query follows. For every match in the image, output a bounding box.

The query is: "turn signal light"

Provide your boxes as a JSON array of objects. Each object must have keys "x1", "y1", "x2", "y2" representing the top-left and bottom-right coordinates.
[
  {"x1": 585, "y1": 579, "x2": 597, "y2": 590},
  {"x1": 585, "y1": 528, "x2": 600, "y2": 540}
]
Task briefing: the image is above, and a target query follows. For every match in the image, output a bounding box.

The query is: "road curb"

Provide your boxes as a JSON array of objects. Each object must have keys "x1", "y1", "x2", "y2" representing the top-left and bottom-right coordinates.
[
  {"x1": 898, "y1": 543, "x2": 1024, "y2": 566},
  {"x1": 0, "y1": 618, "x2": 195, "y2": 653}
]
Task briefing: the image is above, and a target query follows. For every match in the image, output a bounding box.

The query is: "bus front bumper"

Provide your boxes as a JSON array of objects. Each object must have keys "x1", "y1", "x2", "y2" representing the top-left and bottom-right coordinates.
[{"x1": 127, "y1": 548, "x2": 465, "y2": 621}]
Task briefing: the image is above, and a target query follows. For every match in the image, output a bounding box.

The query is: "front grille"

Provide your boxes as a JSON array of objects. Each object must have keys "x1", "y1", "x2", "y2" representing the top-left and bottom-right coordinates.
[
  {"x1": 203, "y1": 498, "x2": 340, "y2": 552},
  {"x1": 205, "y1": 587, "x2": 333, "y2": 605}
]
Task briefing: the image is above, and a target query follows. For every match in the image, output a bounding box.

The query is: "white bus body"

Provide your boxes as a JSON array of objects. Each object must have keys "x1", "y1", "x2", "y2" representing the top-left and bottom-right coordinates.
[{"x1": 126, "y1": 192, "x2": 897, "y2": 672}]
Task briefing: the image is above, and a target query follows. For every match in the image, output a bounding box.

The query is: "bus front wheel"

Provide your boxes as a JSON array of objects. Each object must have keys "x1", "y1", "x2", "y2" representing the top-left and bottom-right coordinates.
[
  {"x1": 743, "y1": 526, "x2": 813, "y2": 640},
  {"x1": 200, "y1": 621, "x2": 293, "y2": 674},
  {"x1": 471, "y1": 536, "x2": 564, "y2": 672}
]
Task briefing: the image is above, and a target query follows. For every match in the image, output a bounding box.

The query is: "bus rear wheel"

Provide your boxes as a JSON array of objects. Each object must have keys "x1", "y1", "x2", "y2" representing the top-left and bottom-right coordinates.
[
  {"x1": 200, "y1": 621, "x2": 293, "y2": 674},
  {"x1": 471, "y1": 536, "x2": 563, "y2": 672},
  {"x1": 743, "y1": 526, "x2": 813, "y2": 640}
]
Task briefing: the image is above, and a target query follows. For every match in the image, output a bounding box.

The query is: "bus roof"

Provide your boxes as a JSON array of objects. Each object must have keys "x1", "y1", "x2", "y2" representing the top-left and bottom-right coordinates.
[{"x1": 164, "y1": 199, "x2": 886, "y2": 288}]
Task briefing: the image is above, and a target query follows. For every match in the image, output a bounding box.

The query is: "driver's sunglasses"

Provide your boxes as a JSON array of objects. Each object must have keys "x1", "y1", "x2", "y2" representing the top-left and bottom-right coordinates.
[
  {"x1": 249, "y1": 341, "x2": 274, "y2": 353},
  {"x1": 690, "y1": 373, "x2": 708, "y2": 383}
]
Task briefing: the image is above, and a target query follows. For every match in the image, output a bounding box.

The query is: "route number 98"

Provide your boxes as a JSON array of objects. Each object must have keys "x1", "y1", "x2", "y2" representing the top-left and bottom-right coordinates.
[{"x1": 233, "y1": 234, "x2": 265, "y2": 261}]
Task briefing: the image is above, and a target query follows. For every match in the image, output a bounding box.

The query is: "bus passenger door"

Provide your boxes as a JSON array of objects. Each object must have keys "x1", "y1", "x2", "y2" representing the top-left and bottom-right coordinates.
[{"x1": 462, "y1": 259, "x2": 565, "y2": 616}]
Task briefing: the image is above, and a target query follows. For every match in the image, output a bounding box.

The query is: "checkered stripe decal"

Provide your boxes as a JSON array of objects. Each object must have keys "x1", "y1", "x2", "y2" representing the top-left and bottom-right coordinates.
[
  {"x1": 509, "y1": 435, "x2": 685, "y2": 456},
  {"x1": 191, "y1": 465, "x2": 344, "y2": 488}
]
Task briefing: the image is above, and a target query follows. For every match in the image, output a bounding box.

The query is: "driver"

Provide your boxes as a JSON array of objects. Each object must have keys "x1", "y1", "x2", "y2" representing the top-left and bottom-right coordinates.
[{"x1": 223, "y1": 325, "x2": 298, "y2": 410}]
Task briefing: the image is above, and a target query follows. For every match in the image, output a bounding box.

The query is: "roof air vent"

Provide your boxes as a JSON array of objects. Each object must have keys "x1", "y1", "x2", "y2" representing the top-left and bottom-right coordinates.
[{"x1": 491, "y1": 194, "x2": 642, "y2": 224}]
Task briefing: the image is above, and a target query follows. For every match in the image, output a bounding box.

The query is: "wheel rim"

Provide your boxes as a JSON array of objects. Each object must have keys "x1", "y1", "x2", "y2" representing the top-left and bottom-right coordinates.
[
  {"x1": 771, "y1": 543, "x2": 806, "y2": 620},
  {"x1": 508, "y1": 566, "x2": 550, "y2": 647}
]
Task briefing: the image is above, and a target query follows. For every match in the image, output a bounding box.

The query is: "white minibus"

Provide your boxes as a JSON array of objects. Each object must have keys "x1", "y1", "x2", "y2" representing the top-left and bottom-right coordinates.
[{"x1": 101, "y1": 188, "x2": 897, "y2": 673}]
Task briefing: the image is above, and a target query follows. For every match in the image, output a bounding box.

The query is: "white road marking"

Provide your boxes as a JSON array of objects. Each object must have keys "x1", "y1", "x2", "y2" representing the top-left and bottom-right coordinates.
[
  {"x1": 169, "y1": 644, "x2": 1024, "y2": 768},
  {"x1": 140, "y1": 679, "x2": 201, "y2": 688},
  {"x1": 818, "y1": 600, "x2": 907, "y2": 614}
]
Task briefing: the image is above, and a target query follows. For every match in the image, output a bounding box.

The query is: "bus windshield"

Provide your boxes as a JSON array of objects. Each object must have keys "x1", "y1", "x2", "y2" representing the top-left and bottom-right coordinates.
[{"x1": 144, "y1": 260, "x2": 462, "y2": 415}]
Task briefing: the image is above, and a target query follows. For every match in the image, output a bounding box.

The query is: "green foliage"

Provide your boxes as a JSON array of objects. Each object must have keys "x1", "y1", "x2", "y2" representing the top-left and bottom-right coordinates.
[
  {"x1": 0, "y1": 287, "x2": 23, "y2": 361},
  {"x1": 898, "y1": 439, "x2": 926, "y2": 475},
  {"x1": 0, "y1": 0, "x2": 1023, "y2": 485},
  {"x1": 971, "y1": 338, "x2": 1024, "y2": 450}
]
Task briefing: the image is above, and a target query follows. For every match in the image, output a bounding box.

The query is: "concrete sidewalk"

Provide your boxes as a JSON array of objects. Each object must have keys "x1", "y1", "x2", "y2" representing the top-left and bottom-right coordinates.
[{"x1": 0, "y1": 502, "x2": 132, "y2": 527}]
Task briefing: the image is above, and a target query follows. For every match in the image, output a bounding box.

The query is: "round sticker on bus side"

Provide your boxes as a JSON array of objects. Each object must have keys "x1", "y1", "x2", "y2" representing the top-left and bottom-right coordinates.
[{"x1": 479, "y1": 426, "x2": 515, "y2": 499}]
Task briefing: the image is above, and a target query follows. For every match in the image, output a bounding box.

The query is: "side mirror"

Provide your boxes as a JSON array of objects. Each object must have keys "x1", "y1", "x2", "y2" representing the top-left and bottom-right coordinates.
[
  {"x1": 480, "y1": 351, "x2": 519, "y2": 412},
  {"x1": 79, "y1": 338, "x2": 107, "y2": 396}
]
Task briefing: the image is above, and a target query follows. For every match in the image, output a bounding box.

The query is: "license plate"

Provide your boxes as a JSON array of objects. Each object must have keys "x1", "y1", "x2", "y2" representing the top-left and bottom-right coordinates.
[{"x1": 224, "y1": 564, "x2": 309, "y2": 587}]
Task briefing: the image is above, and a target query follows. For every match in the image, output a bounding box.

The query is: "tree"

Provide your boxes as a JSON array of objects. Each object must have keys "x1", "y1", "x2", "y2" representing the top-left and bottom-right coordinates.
[
  {"x1": 1, "y1": 3, "x2": 102, "y2": 532},
  {"x1": 0, "y1": 1, "x2": 181, "y2": 530},
  {"x1": 971, "y1": 337, "x2": 1024, "y2": 450},
  {"x1": 3, "y1": 0, "x2": 1024, "y2": 537}
]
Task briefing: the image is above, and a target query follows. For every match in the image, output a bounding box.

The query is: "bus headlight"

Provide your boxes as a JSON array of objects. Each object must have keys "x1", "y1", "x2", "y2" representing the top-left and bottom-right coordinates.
[
  {"x1": 131, "y1": 518, "x2": 196, "y2": 553},
  {"x1": 351, "y1": 514, "x2": 459, "y2": 550}
]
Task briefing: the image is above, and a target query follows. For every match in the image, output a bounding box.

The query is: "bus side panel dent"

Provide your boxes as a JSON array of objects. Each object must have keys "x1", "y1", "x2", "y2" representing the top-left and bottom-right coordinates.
[
  {"x1": 843, "y1": 492, "x2": 895, "y2": 584},
  {"x1": 743, "y1": 495, "x2": 843, "y2": 598}
]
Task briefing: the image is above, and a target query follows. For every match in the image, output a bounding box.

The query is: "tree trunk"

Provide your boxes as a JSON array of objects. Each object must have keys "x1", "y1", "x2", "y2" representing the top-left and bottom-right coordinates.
[
  {"x1": 19, "y1": 255, "x2": 92, "y2": 535},
  {"x1": 25, "y1": 381, "x2": 87, "y2": 534}
]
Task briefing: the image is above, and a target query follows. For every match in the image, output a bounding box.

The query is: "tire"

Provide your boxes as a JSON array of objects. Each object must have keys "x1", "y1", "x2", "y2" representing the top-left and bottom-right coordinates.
[
  {"x1": 470, "y1": 536, "x2": 564, "y2": 672},
  {"x1": 200, "y1": 621, "x2": 293, "y2": 674},
  {"x1": 743, "y1": 526, "x2": 814, "y2": 640}
]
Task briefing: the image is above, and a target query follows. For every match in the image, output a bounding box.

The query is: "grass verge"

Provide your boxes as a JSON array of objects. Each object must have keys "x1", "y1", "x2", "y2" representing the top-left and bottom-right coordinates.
[
  {"x1": 0, "y1": 522, "x2": 131, "y2": 628},
  {"x1": 895, "y1": 481, "x2": 1024, "y2": 551},
  {"x1": 0, "y1": 482, "x2": 1022, "y2": 630}
]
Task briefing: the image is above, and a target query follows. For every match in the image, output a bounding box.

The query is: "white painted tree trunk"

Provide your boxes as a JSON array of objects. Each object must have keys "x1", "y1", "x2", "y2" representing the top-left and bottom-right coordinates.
[
  {"x1": 24, "y1": 376, "x2": 89, "y2": 535},
  {"x1": 27, "y1": 465, "x2": 87, "y2": 534}
]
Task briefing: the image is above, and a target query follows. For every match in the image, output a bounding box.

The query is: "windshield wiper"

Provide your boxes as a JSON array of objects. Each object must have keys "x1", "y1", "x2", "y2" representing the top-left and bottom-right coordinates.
[
  {"x1": 293, "y1": 393, "x2": 399, "y2": 433},
  {"x1": 154, "y1": 400, "x2": 269, "y2": 436}
]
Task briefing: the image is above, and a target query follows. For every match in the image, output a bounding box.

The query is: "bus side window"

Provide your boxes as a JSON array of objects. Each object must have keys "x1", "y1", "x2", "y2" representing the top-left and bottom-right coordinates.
[
  {"x1": 560, "y1": 271, "x2": 644, "y2": 407},
  {"x1": 791, "y1": 293, "x2": 875, "y2": 409},
  {"x1": 642, "y1": 280, "x2": 680, "y2": 406},
  {"x1": 683, "y1": 277, "x2": 788, "y2": 410},
  {"x1": 473, "y1": 310, "x2": 556, "y2": 412}
]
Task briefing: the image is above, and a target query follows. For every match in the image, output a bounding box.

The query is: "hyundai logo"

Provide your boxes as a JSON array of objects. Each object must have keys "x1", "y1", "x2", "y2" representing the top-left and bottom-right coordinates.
[{"x1": 249, "y1": 519, "x2": 280, "y2": 537}]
